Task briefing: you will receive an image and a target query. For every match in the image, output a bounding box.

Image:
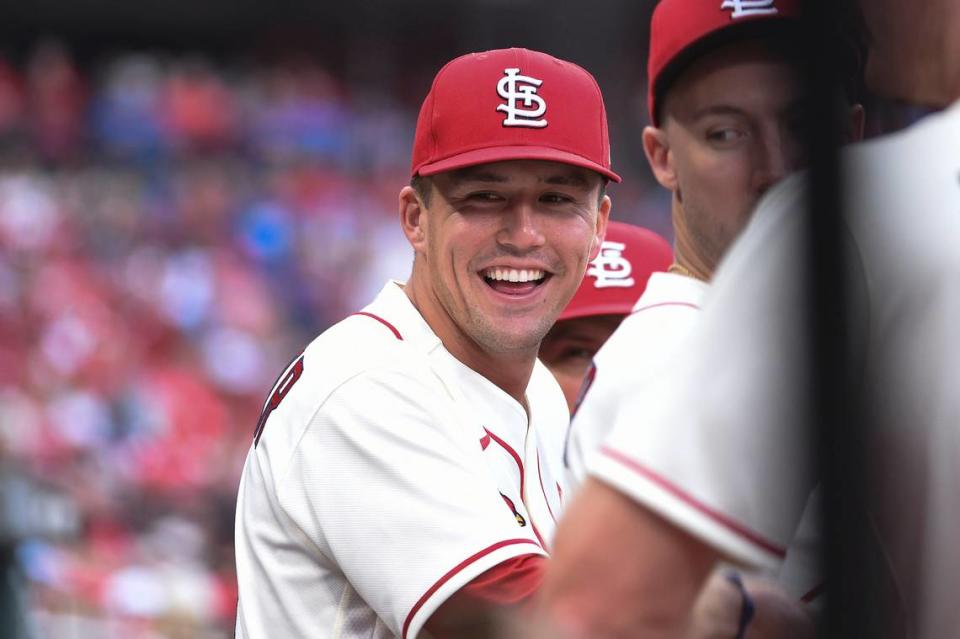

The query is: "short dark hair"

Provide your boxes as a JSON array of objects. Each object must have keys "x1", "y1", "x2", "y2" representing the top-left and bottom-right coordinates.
[
  {"x1": 410, "y1": 174, "x2": 433, "y2": 206},
  {"x1": 409, "y1": 173, "x2": 608, "y2": 207}
]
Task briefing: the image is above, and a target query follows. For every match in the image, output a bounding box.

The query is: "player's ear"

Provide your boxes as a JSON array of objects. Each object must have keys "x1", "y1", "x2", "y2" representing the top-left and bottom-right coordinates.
[
  {"x1": 642, "y1": 125, "x2": 678, "y2": 191},
  {"x1": 399, "y1": 186, "x2": 427, "y2": 251},
  {"x1": 589, "y1": 195, "x2": 612, "y2": 262},
  {"x1": 844, "y1": 103, "x2": 865, "y2": 143}
]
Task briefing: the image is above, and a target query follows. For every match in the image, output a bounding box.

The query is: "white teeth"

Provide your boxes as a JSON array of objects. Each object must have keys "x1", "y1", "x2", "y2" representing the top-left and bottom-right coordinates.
[{"x1": 484, "y1": 268, "x2": 545, "y2": 283}]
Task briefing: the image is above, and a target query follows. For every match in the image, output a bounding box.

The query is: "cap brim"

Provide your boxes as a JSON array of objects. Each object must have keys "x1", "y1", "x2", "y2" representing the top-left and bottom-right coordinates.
[{"x1": 416, "y1": 145, "x2": 621, "y2": 183}]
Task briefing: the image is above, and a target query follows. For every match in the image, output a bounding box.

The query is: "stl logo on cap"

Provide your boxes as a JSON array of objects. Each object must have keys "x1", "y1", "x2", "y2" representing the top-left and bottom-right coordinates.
[
  {"x1": 721, "y1": 0, "x2": 778, "y2": 19},
  {"x1": 496, "y1": 68, "x2": 548, "y2": 128},
  {"x1": 586, "y1": 241, "x2": 634, "y2": 289}
]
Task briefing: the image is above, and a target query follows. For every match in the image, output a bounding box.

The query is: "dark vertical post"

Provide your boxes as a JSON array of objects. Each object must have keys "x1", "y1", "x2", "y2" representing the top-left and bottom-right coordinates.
[{"x1": 801, "y1": 1, "x2": 885, "y2": 637}]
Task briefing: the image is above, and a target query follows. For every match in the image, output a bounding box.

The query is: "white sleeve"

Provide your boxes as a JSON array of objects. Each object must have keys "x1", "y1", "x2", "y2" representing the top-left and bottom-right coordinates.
[
  {"x1": 589, "y1": 178, "x2": 815, "y2": 571},
  {"x1": 276, "y1": 366, "x2": 545, "y2": 639},
  {"x1": 566, "y1": 303, "x2": 704, "y2": 491}
]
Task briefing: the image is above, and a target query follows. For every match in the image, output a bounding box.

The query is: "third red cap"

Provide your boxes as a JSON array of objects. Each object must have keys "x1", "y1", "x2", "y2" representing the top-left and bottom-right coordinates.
[{"x1": 559, "y1": 221, "x2": 673, "y2": 321}]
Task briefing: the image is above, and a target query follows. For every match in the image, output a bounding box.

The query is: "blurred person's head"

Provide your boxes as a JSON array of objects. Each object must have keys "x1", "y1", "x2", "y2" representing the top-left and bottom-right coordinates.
[
  {"x1": 25, "y1": 39, "x2": 86, "y2": 160},
  {"x1": 399, "y1": 49, "x2": 616, "y2": 397},
  {"x1": 0, "y1": 58, "x2": 24, "y2": 132},
  {"x1": 854, "y1": 0, "x2": 960, "y2": 106},
  {"x1": 642, "y1": 0, "x2": 864, "y2": 281},
  {"x1": 539, "y1": 221, "x2": 672, "y2": 413}
]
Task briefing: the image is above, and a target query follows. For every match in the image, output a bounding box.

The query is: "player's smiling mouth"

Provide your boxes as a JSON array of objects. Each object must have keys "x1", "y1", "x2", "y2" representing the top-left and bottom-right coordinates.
[{"x1": 481, "y1": 267, "x2": 550, "y2": 296}]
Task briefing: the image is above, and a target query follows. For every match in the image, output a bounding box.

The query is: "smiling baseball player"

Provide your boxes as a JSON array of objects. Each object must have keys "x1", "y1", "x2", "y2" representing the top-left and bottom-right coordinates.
[{"x1": 234, "y1": 48, "x2": 614, "y2": 639}]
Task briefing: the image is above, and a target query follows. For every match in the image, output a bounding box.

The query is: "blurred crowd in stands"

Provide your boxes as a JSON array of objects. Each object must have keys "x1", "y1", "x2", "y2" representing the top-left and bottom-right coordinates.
[{"x1": 0, "y1": 40, "x2": 670, "y2": 637}]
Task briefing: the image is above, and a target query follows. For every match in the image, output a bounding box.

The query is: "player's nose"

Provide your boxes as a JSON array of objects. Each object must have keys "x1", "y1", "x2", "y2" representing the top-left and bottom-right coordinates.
[{"x1": 496, "y1": 200, "x2": 546, "y2": 252}]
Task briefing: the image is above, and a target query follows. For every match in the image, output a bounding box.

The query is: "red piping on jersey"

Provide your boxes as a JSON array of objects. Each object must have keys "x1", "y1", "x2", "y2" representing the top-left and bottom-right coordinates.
[
  {"x1": 536, "y1": 450, "x2": 557, "y2": 524},
  {"x1": 350, "y1": 312, "x2": 403, "y2": 340},
  {"x1": 630, "y1": 301, "x2": 700, "y2": 316},
  {"x1": 483, "y1": 427, "x2": 548, "y2": 550},
  {"x1": 800, "y1": 582, "x2": 824, "y2": 603},
  {"x1": 401, "y1": 538, "x2": 542, "y2": 639},
  {"x1": 598, "y1": 446, "x2": 787, "y2": 559}
]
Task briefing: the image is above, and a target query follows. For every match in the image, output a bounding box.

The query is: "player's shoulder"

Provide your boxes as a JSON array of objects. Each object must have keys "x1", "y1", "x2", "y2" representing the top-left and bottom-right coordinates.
[
  {"x1": 848, "y1": 101, "x2": 960, "y2": 170},
  {"x1": 302, "y1": 304, "x2": 440, "y2": 399},
  {"x1": 843, "y1": 106, "x2": 960, "y2": 211},
  {"x1": 311, "y1": 310, "x2": 413, "y2": 371},
  {"x1": 249, "y1": 295, "x2": 445, "y2": 459},
  {"x1": 604, "y1": 273, "x2": 705, "y2": 350},
  {"x1": 629, "y1": 272, "x2": 707, "y2": 316},
  {"x1": 310, "y1": 280, "x2": 440, "y2": 374}
]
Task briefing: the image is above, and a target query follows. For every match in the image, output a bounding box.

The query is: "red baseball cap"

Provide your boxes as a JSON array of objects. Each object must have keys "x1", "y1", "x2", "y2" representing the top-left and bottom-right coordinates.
[
  {"x1": 412, "y1": 48, "x2": 621, "y2": 183},
  {"x1": 648, "y1": 0, "x2": 802, "y2": 125},
  {"x1": 558, "y1": 221, "x2": 673, "y2": 321}
]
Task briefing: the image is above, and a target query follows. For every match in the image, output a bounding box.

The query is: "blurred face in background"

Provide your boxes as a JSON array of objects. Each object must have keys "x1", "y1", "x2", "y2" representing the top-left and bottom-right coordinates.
[
  {"x1": 857, "y1": 0, "x2": 952, "y2": 106},
  {"x1": 539, "y1": 313, "x2": 623, "y2": 414},
  {"x1": 643, "y1": 40, "x2": 804, "y2": 274}
]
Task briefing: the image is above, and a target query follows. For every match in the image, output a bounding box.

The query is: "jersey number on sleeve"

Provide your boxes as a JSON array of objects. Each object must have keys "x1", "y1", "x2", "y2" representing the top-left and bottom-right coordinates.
[{"x1": 253, "y1": 355, "x2": 305, "y2": 448}]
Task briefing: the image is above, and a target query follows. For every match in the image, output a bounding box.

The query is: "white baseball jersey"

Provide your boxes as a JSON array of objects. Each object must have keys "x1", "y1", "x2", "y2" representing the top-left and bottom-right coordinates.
[
  {"x1": 591, "y1": 101, "x2": 960, "y2": 636},
  {"x1": 565, "y1": 271, "x2": 708, "y2": 487},
  {"x1": 568, "y1": 270, "x2": 820, "y2": 599},
  {"x1": 235, "y1": 281, "x2": 569, "y2": 639}
]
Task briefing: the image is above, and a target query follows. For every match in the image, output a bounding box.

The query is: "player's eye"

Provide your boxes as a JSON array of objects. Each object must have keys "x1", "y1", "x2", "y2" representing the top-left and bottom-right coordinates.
[
  {"x1": 540, "y1": 192, "x2": 575, "y2": 205},
  {"x1": 562, "y1": 347, "x2": 595, "y2": 362},
  {"x1": 466, "y1": 191, "x2": 503, "y2": 202},
  {"x1": 706, "y1": 128, "x2": 745, "y2": 144}
]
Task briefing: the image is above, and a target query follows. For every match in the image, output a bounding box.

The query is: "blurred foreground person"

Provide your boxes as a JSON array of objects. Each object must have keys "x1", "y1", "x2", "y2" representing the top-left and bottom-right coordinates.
[{"x1": 542, "y1": 0, "x2": 960, "y2": 637}]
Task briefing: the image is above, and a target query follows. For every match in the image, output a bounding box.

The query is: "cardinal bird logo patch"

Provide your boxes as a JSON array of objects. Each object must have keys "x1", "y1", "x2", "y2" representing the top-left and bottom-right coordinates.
[{"x1": 500, "y1": 492, "x2": 527, "y2": 527}]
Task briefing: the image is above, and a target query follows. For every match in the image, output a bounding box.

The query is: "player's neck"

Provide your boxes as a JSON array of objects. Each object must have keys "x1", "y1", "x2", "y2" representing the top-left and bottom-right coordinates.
[
  {"x1": 445, "y1": 338, "x2": 536, "y2": 411},
  {"x1": 670, "y1": 206, "x2": 713, "y2": 283},
  {"x1": 465, "y1": 348, "x2": 535, "y2": 410},
  {"x1": 403, "y1": 278, "x2": 535, "y2": 409}
]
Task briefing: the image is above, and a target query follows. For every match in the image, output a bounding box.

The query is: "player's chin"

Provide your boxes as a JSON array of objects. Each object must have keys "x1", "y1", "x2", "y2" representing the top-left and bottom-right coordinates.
[
  {"x1": 485, "y1": 315, "x2": 556, "y2": 353},
  {"x1": 484, "y1": 329, "x2": 549, "y2": 354}
]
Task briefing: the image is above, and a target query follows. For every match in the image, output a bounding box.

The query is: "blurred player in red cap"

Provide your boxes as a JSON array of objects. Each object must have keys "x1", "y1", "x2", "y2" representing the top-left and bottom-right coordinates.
[
  {"x1": 541, "y1": 0, "x2": 864, "y2": 636},
  {"x1": 538, "y1": 221, "x2": 672, "y2": 415}
]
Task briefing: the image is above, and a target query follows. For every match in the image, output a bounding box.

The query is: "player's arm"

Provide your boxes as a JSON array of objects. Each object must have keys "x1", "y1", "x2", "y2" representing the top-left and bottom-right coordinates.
[
  {"x1": 540, "y1": 480, "x2": 817, "y2": 639},
  {"x1": 422, "y1": 554, "x2": 546, "y2": 639},
  {"x1": 539, "y1": 477, "x2": 717, "y2": 639}
]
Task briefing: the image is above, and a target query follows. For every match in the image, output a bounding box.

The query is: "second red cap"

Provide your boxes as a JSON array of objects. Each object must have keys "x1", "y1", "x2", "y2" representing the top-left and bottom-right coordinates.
[
  {"x1": 412, "y1": 48, "x2": 620, "y2": 183},
  {"x1": 647, "y1": 0, "x2": 801, "y2": 125}
]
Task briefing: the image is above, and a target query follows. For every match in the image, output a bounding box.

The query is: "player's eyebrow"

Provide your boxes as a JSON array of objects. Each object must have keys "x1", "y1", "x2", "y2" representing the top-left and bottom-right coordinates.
[
  {"x1": 691, "y1": 98, "x2": 805, "y2": 122},
  {"x1": 690, "y1": 104, "x2": 750, "y2": 120},
  {"x1": 450, "y1": 168, "x2": 509, "y2": 184},
  {"x1": 543, "y1": 172, "x2": 591, "y2": 188},
  {"x1": 449, "y1": 166, "x2": 594, "y2": 189}
]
